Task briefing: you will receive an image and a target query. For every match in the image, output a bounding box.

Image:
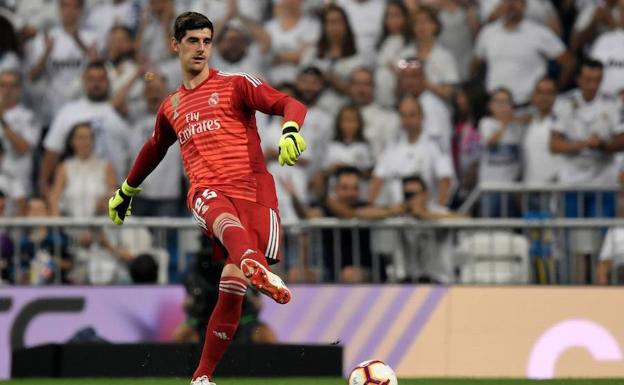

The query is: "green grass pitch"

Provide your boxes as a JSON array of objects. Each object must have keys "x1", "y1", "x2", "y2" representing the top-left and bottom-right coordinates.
[{"x1": 2, "y1": 378, "x2": 624, "y2": 385}]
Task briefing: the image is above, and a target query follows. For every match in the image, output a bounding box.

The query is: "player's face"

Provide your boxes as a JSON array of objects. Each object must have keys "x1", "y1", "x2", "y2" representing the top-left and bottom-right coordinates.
[{"x1": 174, "y1": 28, "x2": 213, "y2": 76}]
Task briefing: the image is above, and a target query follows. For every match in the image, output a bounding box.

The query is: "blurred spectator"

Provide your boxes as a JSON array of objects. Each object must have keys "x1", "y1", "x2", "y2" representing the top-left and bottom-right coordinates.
[
  {"x1": 0, "y1": 141, "x2": 26, "y2": 216},
  {"x1": 451, "y1": 80, "x2": 486, "y2": 204},
  {"x1": 551, "y1": 58, "x2": 624, "y2": 217},
  {"x1": 26, "y1": 0, "x2": 99, "y2": 123},
  {"x1": 19, "y1": 197, "x2": 73, "y2": 284},
  {"x1": 335, "y1": 0, "x2": 385, "y2": 66},
  {"x1": 369, "y1": 95, "x2": 454, "y2": 206},
  {"x1": 551, "y1": 59, "x2": 624, "y2": 279},
  {"x1": 522, "y1": 77, "x2": 561, "y2": 185},
  {"x1": 0, "y1": 191, "x2": 14, "y2": 283},
  {"x1": 472, "y1": 0, "x2": 574, "y2": 106},
  {"x1": 374, "y1": 1, "x2": 412, "y2": 100},
  {"x1": 210, "y1": 0, "x2": 271, "y2": 77},
  {"x1": 129, "y1": 253, "x2": 159, "y2": 284},
  {"x1": 394, "y1": 57, "x2": 452, "y2": 152},
  {"x1": 590, "y1": 3, "x2": 624, "y2": 96},
  {"x1": 480, "y1": 0, "x2": 562, "y2": 34},
  {"x1": 437, "y1": 0, "x2": 480, "y2": 81},
  {"x1": 571, "y1": 0, "x2": 618, "y2": 53},
  {"x1": 313, "y1": 105, "x2": 374, "y2": 197},
  {"x1": 265, "y1": 0, "x2": 320, "y2": 84},
  {"x1": 348, "y1": 67, "x2": 400, "y2": 157},
  {"x1": 105, "y1": 25, "x2": 146, "y2": 121},
  {"x1": 300, "y1": 4, "x2": 364, "y2": 105},
  {"x1": 597, "y1": 204, "x2": 624, "y2": 284},
  {"x1": 84, "y1": 0, "x2": 139, "y2": 49},
  {"x1": 392, "y1": 175, "x2": 464, "y2": 283},
  {"x1": 137, "y1": 0, "x2": 176, "y2": 64},
  {"x1": 48, "y1": 122, "x2": 116, "y2": 218},
  {"x1": 478, "y1": 88, "x2": 524, "y2": 217},
  {"x1": 398, "y1": 6, "x2": 460, "y2": 102},
  {"x1": 39, "y1": 61, "x2": 131, "y2": 196},
  {"x1": 292, "y1": 66, "x2": 334, "y2": 176},
  {"x1": 130, "y1": 75, "x2": 182, "y2": 217},
  {"x1": 0, "y1": 14, "x2": 20, "y2": 72},
  {"x1": 14, "y1": 0, "x2": 59, "y2": 40},
  {"x1": 317, "y1": 166, "x2": 402, "y2": 282},
  {"x1": 186, "y1": 0, "x2": 270, "y2": 24},
  {"x1": 0, "y1": 70, "x2": 41, "y2": 196}
]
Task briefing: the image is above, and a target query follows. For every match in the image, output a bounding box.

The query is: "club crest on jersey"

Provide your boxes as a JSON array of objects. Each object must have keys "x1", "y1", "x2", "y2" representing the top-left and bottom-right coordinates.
[{"x1": 208, "y1": 92, "x2": 219, "y2": 106}]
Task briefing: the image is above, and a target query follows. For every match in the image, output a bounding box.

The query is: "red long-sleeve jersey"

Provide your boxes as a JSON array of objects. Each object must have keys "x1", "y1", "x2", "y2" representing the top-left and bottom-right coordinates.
[{"x1": 127, "y1": 69, "x2": 307, "y2": 209}]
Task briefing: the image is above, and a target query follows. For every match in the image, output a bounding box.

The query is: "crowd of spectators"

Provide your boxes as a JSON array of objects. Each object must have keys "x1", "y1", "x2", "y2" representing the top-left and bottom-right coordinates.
[{"x1": 1, "y1": 0, "x2": 624, "y2": 285}]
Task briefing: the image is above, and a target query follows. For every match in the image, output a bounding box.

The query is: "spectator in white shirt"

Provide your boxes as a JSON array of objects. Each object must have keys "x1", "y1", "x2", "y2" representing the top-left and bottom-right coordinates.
[
  {"x1": 374, "y1": 1, "x2": 412, "y2": 101},
  {"x1": 39, "y1": 61, "x2": 131, "y2": 197},
  {"x1": 478, "y1": 87, "x2": 525, "y2": 217},
  {"x1": 437, "y1": 0, "x2": 480, "y2": 81},
  {"x1": 130, "y1": 74, "x2": 182, "y2": 217},
  {"x1": 471, "y1": 0, "x2": 574, "y2": 106},
  {"x1": 0, "y1": 70, "x2": 41, "y2": 197},
  {"x1": 479, "y1": 0, "x2": 562, "y2": 33},
  {"x1": 369, "y1": 95, "x2": 453, "y2": 206},
  {"x1": 349, "y1": 67, "x2": 401, "y2": 158},
  {"x1": 105, "y1": 25, "x2": 146, "y2": 122},
  {"x1": 551, "y1": 58, "x2": 624, "y2": 218},
  {"x1": 300, "y1": 4, "x2": 364, "y2": 110},
  {"x1": 590, "y1": 5, "x2": 624, "y2": 96},
  {"x1": 335, "y1": 0, "x2": 385, "y2": 66},
  {"x1": 597, "y1": 222, "x2": 624, "y2": 284},
  {"x1": 571, "y1": 0, "x2": 617, "y2": 54},
  {"x1": 313, "y1": 105, "x2": 374, "y2": 197},
  {"x1": 210, "y1": 8, "x2": 271, "y2": 79},
  {"x1": 48, "y1": 122, "x2": 116, "y2": 218},
  {"x1": 264, "y1": 0, "x2": 320, "y2": 84},
  {"x1": 397, "y1": 6, "x2": 460, "y2": 102},
  {"x1": 137, "y1": 0, "x2": 176, "y2": 64},
  {"x1": 394, "y1": 57, "x2": 453, "y2": 152},
  {"x1": 26, "y1": 0, "x2": 99, "y2": 123},
  {"x1": 522, "y1": 77, "x2": 561, "y2": 185},
  {"x1": 84, "y1": 0, "x2": 139, "y2": 50},
  {"x1": 0, "y1": 141, "x2": 26, "y2": 216}
]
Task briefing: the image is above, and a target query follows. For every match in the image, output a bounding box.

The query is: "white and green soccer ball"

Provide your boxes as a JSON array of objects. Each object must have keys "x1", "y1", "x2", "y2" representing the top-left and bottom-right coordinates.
[{"x1": 348, "y1": 360, "x2": 398, "y2": 385}]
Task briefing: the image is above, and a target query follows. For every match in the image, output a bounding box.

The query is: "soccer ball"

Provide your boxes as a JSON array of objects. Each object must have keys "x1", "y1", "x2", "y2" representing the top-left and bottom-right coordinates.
[{"x1": 348, "y1": 360, "x2": 398, "y2": 385}]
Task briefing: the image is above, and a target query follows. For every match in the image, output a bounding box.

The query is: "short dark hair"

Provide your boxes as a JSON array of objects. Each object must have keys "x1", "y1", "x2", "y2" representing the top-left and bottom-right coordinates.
[
  {"x1": 129, "y1": 253, "x2": 159, "y2": 284},
  {"x1": 174, "y1": 12, "x2": 214, "y2": 42},
  {"x1": 403, "y1": 175, "x2": 427, "y2": 191},
  {"x1": 298, "y1": 66, "x2": 323, "y2": 78},
  {"x1": 84, "y1": 60, "x2": 107, "y2": 74},
  {"x1": 579, "y1": 57, "x2": 604, "y2": 73},
  {"x1": 334, "y1": 165, "x2": 361, "y2": 180}
]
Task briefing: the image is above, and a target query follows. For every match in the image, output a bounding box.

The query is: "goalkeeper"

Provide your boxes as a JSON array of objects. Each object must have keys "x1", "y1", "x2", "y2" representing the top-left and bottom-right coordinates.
[{"x1": 108, "y1": 11, "x2": 306, "y2": 385}]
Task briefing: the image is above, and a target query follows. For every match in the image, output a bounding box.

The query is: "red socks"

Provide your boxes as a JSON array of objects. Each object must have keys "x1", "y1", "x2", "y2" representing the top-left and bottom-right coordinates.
[
  {"x1": 192, "y1": 276, "x2": 247, "y2": 381},
  {"x1": 213, "y1": 215, "x2": 269, "y2": 268}
]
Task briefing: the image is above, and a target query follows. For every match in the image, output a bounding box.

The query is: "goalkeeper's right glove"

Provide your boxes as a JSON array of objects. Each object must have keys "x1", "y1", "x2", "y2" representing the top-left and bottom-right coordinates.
[{"x1": 108, "y1": 180, "x2": 142, "y2": 225}]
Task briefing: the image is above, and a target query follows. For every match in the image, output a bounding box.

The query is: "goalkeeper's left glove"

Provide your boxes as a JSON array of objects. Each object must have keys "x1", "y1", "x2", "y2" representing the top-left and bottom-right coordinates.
[
  {"x1": 278, "y1": 121, "x2": 306, "y2": 166},
  {"x1": 108, "y1": 180, "x2": 142, "y2": 225}
]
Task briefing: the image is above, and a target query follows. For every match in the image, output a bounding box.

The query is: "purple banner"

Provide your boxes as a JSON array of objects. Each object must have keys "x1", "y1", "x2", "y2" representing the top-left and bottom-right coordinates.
[{"x1": 0, "y1": 286, "x2": 185, "y2": 379}]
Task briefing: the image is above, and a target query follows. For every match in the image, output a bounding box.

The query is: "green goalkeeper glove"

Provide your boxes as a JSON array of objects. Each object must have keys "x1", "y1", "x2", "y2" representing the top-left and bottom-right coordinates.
[
  {"x1": 278, "y1": 121, "x2": 306, "y2": 166},
  {"x1": 108, "y1": 180, "x2": 142, "y2": 225}
]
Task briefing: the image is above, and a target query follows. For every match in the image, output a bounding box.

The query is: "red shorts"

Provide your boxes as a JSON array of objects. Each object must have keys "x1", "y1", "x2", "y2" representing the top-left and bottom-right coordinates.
[{"x1": 189, "y1": 187, "x2": 281, "y2": 265}]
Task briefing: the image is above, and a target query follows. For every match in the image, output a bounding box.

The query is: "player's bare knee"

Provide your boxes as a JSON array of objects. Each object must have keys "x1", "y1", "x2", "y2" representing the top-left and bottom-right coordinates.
[{"x1": 222, "y1": 263, "x2": 246, "y2": 280}]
